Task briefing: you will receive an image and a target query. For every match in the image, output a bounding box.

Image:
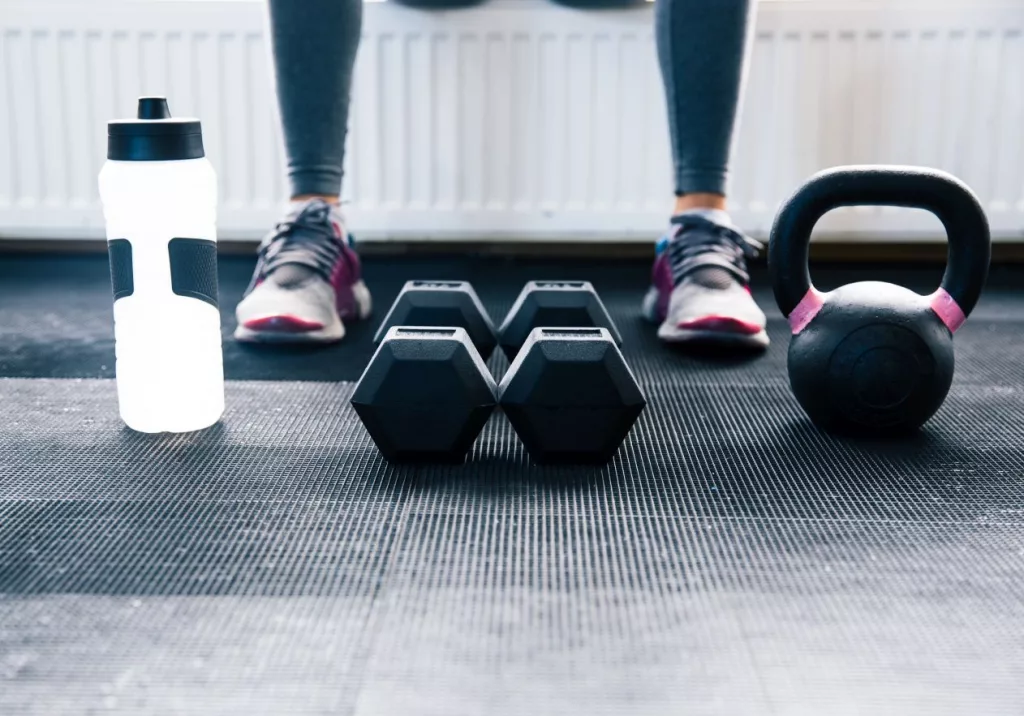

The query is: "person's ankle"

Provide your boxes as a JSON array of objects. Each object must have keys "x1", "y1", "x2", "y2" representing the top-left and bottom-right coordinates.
[
  {"x1": 673, "y1": 192, "x2": 726, "y2": 215},
  {"x1": 291, "y1": 194, "x2": 341, "y2": 206},
  {"x1": 671, "y1": 194, "x2": 735, "y2": 232}
]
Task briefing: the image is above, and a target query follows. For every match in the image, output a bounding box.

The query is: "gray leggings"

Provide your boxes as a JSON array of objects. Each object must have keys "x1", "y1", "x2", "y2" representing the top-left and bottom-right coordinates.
[{"x1": 268, "y1": 0, "x2": 754, "y2": 199}]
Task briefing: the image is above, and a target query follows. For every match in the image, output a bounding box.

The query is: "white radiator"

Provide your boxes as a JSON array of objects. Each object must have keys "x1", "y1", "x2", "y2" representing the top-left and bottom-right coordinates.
[{"x1": 1, "y1": 0, "x2": 1022, "y2": 242}]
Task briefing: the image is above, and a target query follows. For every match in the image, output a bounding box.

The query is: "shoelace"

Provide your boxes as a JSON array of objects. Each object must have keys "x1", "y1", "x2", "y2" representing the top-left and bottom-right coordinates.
[
  {"x1": 662, "y1": 215, "x2": 762, "y2": 286},
  {"x1": 248, "y1": 200, "x2": 345, "y2": 292}
]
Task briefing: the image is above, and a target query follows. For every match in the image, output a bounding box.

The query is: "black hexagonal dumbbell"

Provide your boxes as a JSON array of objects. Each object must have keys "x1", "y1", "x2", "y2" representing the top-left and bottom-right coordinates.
[
  {"x1": 351, "y1": 326, "x2": 497, "y2": 463},
  {"x1": 497, "y1": 280, "x2": 623, "y2": 361},
  {"x1": 497, "y1": 327, "x2": 646, "y2": 464},
  {"x1": 374, "y1": 280, "x2": 497, "y2": 360}
]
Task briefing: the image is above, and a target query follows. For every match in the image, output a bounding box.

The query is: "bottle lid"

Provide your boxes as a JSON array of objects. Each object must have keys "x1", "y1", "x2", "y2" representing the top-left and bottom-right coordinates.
[{"x1": 107, "y1": 97, "x2": 205, "y2": 161}]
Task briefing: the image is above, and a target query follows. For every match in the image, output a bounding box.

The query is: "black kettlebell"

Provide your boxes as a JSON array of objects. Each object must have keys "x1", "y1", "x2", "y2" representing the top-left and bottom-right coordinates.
[{"x1": 769, "y1": 165, "x2": 990, "y2": 435}]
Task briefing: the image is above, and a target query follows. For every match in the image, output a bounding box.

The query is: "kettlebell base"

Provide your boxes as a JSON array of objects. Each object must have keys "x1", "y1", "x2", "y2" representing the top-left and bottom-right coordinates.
[{"x1": 797, "y1": 410, "x2": 935, "y2": 438}]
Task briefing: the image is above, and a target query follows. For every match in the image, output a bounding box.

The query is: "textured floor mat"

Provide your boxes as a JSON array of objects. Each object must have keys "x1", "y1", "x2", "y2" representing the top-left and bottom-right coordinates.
[
  {"x1": 2, "y1": 370, "x2": 1023, "y2": 714},
  {"x1": 2, "y1": 254, "x2": 1024, "y2": 714}
]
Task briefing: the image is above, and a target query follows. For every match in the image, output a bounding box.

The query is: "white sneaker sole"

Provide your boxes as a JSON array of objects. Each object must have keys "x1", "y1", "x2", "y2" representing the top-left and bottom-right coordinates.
[
  {"x1": 234, "y1": 280, "x2": 372, "y2": 345},
  {"x1": 643, "y1": 286, "x2": 770, "y2": 349},
  {"x1": 657, "y1": 322, "x2": 770, "y2": 349}
]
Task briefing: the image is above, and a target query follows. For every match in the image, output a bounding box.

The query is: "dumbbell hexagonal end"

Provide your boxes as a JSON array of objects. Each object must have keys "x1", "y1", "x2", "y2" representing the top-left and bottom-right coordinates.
[
  {"x1": 373, "y1": 280, "x2": 497, "y2": 360},
  {"x1": 496, "y1": 280, "x2": 622, "y2": 361},
  {"x1": 497, "y1": 327, "x2": 645, "y2": 464},
  {"x1": 353, "y1": 326, "x2": 498, "y2": 463}
]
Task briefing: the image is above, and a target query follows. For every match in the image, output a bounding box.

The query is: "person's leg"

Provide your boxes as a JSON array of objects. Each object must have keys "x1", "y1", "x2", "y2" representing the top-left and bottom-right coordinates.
[
  {"x1": 642, "y1": 0, "x2": 768, "y2": 348},
  {"x1": 235, "y1": 0, "x2": 371, "y2": 343}
]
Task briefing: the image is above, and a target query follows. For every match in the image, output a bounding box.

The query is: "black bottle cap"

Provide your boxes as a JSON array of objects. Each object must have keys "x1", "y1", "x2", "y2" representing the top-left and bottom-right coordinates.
[
  {"x1": 107, "y1": 97, "x2": 205, "y2": 161},
  {"x1": 137, "y1": 97, "x2": 171, "y2": 120}
]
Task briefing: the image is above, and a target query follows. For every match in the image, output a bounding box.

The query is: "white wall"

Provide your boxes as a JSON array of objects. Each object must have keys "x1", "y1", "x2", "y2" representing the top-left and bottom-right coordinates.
[{"x1": 1, "y1": 0, "x2": 1023, "y2": 242}]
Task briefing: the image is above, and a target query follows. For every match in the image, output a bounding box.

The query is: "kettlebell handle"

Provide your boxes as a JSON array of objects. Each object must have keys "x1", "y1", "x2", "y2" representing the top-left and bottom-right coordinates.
[{"x1": 769, "y1": 165, "x2": 991, "y2": 332}]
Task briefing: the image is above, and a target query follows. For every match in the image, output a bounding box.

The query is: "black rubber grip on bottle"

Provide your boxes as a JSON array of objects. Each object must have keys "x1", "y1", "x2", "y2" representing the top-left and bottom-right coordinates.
[
  {"x1": 168, "y1": 238, "x2": 219, "y2": 308},
  {"x1": 107, "y1": 239, "x2": 134, "y2": 300}
]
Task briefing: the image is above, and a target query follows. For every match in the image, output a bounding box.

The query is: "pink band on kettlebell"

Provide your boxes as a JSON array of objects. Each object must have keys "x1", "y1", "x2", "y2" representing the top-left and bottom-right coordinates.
[
  {"x1": 928, "y1": 288, "x2": 967, "y2": 333},
  {"x1": 788, "y1": 288, "x2": 825, "y2": 335}
]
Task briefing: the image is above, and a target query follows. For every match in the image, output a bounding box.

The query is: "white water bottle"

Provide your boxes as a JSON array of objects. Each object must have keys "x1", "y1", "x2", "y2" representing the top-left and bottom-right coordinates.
[{"x1": 99, "y1": 97, "x2": 225, "y2": 433}]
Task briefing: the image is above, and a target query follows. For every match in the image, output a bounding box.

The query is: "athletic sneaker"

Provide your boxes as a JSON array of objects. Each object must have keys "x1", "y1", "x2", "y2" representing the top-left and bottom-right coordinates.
[
  {"x1": 641, "y1": 211, "x2": 769, "y2": 348},
  {"x1": 234, "y1": 198, "x2": 372, "y2": 343}
]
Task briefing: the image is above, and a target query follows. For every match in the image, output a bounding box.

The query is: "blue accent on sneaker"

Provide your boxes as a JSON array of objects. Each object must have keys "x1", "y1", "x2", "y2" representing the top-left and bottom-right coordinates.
[{"x1": 655, "y1": 234, "x2": 671, "y2": 256}]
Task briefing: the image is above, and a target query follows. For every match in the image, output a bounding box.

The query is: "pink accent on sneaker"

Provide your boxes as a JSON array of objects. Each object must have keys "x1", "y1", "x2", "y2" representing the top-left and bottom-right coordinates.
[
  {"x1": 331, "y1": 249, "x2": 362, "y2": 321},
  {"x1": 323, "y1": 219, "x2": 364, "y2": 321},
  {"x1": 789, "y1": 288, "x2": 826, "y2": 335},
  {"x1": 243, "y1": 315, "x2": 326, "y2": 333},
  {"x1": 928, "y1": 287, "x2": 967, "y2": 333},
  {"x1": 678, "y1": 315, "x2": 763, "y2": 335},
  {"x1": 652, "y1": 253, "x2": 674, "y2": 321}
]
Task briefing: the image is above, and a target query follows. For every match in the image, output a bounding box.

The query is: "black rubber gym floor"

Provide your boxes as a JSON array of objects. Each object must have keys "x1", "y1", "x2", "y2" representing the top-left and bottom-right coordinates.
[{"x1": 1, "y1": 253, "x2": 1023, "y2": 715}]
